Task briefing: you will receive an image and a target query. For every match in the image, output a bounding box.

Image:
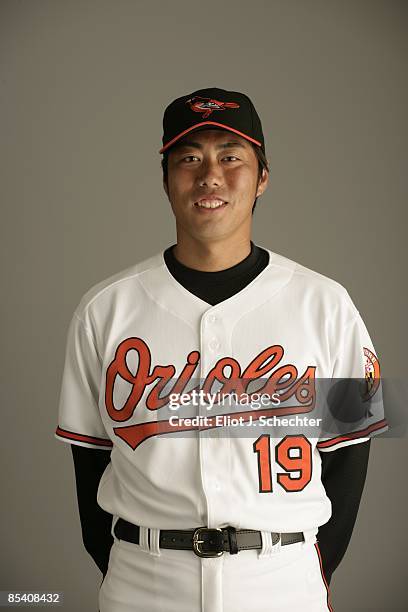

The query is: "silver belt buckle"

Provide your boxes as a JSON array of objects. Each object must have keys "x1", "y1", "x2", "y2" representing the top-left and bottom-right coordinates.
[{"x1": 192, "y1": 527, "x2": 224, "y2": 558}]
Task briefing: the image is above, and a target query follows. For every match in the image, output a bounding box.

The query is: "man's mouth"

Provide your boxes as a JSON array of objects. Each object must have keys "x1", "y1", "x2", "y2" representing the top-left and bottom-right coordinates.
[{"x1": 194, "y1": 198, "x2": 228, "y2": 210}]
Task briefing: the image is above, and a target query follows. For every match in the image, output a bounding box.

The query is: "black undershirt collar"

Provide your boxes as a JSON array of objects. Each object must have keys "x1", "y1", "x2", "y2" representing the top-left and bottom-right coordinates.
[{"x1": 163, "y1": 241, "x2": 270, "y2": 306}]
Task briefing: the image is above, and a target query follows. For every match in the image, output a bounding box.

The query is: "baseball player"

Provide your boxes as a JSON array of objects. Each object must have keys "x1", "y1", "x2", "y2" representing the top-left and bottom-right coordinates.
[{"x1": 56, "y1": 88, "x2": 387, "y2": 612}]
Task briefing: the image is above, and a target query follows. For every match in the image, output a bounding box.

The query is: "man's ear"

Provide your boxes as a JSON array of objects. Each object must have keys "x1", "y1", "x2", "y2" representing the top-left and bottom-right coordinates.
[{"x1": 256, "y1": 168, "x2": 269, "y2": 198}]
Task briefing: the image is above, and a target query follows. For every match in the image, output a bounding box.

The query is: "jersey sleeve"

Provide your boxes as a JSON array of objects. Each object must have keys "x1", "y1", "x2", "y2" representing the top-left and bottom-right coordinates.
[
  {"x1": 55, "y1": 312, "x2": 113, "y2": 450},
  {"x1": 317, "y1": 307, "x2": 388, "y2": 452}
]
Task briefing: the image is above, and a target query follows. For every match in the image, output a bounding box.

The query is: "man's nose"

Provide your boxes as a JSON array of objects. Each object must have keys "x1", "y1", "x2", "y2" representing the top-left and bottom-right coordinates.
[{"x1": 196, "y1": 158, "x2": 223, "y2": 187}]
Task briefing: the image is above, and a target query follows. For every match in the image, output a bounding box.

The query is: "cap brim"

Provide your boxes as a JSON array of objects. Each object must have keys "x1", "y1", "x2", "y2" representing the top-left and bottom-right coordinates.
[{"x1": 159, "y1": 121, "x2": 263, "y2": 154}]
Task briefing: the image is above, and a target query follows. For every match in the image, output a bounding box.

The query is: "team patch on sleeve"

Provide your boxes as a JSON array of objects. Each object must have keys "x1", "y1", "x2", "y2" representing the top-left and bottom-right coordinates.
[{"x1": 363, "y1": 347, "x2": 381, "y2": 400}]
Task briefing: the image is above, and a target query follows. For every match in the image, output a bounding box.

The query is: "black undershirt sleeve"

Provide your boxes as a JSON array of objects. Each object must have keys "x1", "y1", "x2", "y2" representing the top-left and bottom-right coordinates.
[
  {"x1": 71, "y1": 445, "x2": 113, "y2": 577},
  {"x1": 317, "y1": 439, "x2": 371, "y2": 585}
]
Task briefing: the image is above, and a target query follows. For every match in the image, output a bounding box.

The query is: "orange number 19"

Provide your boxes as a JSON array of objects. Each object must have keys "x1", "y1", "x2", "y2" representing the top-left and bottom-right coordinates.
[{"x1": 253, "y1": 434, "x2": 312, "y2": 493}]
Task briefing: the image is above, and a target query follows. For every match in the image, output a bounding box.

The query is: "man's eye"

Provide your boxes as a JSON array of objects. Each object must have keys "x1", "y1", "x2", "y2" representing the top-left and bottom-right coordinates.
[
  {"x1": 182, "y1": 155, "x2": 200, "y2": 162},
  {"x1": 223, "y1": 156, "x2": 239, "y2": 161}
]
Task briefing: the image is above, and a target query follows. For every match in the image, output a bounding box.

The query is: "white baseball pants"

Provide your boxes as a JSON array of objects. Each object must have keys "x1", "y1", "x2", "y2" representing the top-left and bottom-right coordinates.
[{"x1": 99, "y1": 523, "x2": 333, "y2": 612}]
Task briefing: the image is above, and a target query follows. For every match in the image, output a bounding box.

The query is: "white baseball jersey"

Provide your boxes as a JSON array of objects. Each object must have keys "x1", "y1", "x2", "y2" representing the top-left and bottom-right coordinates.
[{"x1": 55, "y1": 247, "x2": 387, "y2": 535}]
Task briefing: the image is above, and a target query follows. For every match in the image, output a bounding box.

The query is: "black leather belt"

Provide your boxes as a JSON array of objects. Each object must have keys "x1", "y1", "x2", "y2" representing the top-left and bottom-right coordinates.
[{"x1": 114, "y1": 519, "x2": 304, "y2": 558}]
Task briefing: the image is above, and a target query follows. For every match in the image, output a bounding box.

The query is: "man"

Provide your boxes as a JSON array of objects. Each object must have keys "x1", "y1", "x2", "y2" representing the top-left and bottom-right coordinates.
[{"x1": 56, "y1": 88, "x2": 387, "y2": 611}]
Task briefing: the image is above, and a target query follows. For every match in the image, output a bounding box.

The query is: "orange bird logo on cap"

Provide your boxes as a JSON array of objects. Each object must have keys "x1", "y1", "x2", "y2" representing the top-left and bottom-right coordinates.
[{"x1": 186, "y1": 96, "x2": 240, "y2": 119}]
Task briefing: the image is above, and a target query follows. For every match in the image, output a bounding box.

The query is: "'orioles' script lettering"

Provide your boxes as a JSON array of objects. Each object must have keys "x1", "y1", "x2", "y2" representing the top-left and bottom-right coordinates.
[{"x1": 105, "y1": 337, "x2": 316, "y2": 422}]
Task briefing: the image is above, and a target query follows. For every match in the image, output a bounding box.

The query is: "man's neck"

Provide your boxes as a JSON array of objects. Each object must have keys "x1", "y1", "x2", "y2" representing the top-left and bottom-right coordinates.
[{"x1": 172, "y1": 236, "x2": 252, "y2": 272}]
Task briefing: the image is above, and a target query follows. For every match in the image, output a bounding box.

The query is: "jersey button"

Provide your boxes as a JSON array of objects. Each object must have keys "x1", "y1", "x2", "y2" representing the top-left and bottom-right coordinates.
[
  {"x1": 209, "y1": 339, "x2": 220, "y2": 351},
  {"x1": 208, "y1": 314, "x2": 217, "y2": 324}
]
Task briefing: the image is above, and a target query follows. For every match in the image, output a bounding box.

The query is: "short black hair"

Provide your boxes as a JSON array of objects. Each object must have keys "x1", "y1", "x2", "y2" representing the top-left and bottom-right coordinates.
[{"x1": 161, "y1": 142, "x2": 269, "y2": 214}]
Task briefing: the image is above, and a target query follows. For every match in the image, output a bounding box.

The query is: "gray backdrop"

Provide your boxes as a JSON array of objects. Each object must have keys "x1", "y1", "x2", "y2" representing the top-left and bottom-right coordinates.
[{"x1": 1, "y1": 0, "x2": 406, "y2": 610}]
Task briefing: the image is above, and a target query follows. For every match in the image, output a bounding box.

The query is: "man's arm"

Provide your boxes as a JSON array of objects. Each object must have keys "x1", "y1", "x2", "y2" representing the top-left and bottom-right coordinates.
[
  {"x1": 317, "y1": 439, "x2": 371, "y2": 585},
  {"x1": 71, "y1": 445, "x2": 114, "y2": 577}
]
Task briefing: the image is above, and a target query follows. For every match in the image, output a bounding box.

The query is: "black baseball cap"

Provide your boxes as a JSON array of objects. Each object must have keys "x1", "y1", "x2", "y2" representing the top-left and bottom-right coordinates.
[{"x1": 159, "y1": 87, "x2": 265, "y2": 154}]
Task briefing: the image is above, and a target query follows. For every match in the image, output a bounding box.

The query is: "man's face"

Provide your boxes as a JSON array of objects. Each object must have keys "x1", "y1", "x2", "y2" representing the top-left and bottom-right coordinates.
[{"x1": 163, "y1": 129, "x2": 268, "y2": 243}]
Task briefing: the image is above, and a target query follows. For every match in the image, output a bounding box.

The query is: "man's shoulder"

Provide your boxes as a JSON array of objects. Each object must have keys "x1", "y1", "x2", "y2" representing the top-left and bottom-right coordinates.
[
  {"x1": 73, "y1": 250, "x2": 164, "y2": 320},
  {"x1": 264, "y1": 247, "x2": 356, "y2": 311}
]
